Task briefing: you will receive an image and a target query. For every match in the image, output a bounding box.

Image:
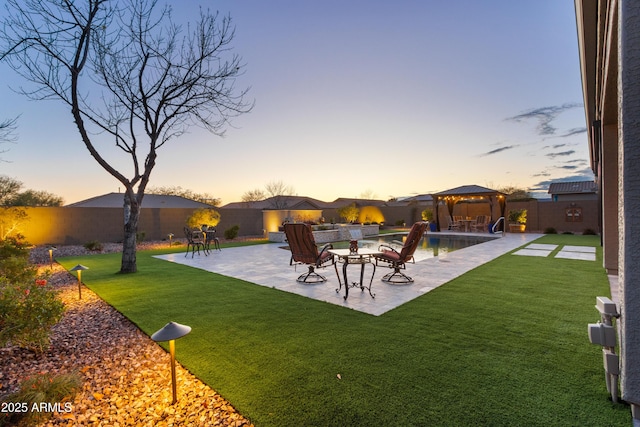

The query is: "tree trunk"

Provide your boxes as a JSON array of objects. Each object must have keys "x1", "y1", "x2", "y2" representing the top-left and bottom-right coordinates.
[{"x1": 120, "y1": 192, "x2": 139, "y2": 273}]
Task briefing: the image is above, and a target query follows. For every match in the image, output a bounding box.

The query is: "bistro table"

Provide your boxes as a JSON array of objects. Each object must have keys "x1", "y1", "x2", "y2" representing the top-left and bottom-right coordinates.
[
  {"x1": 459, "y1": 218, "x2": 476, "y2": 232},
  {"x1": 328, "y1": 248, "x2": 379, "y2": 300}
]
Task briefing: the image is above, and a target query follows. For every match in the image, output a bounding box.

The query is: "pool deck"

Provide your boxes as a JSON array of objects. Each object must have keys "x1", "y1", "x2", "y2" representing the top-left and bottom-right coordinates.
[{"x1": 155, "y1": 232, "x2": 542, "y2": 316}]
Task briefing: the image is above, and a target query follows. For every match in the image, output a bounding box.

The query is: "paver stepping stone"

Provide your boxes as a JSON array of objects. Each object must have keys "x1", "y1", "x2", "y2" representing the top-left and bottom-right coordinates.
[{"x1": 513, "y1": 248, "x2": 552, "y2": 257}]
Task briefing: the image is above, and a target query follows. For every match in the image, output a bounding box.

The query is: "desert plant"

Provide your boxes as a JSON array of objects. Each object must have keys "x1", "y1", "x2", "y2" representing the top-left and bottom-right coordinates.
[
  {"x1": 421, "y1": 209, "x2": 434, "y2": 222},
  {"x1": 0, "y1": 371, "x2": 81, "y2": 426},
  {"x1": 507, "y1": 209, "x2": 527, "y2": 224},
  {"x1": 224, "y1": 225, "x2": 240, "y2": 240},
  {"x1": 186, "y1": 208, "x2": 221, "y2": 229},
  {"x1": 337, "y1": 203, "x2": 359, "y2": 223},
  {"x1": 0, "y1": 238, "x2": 64, "y2": 351}
]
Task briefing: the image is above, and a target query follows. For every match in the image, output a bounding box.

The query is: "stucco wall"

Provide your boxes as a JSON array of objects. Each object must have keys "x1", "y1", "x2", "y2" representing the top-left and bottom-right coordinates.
[
  {"x1": 6, "y1": 206, "x2": 264, "y2": 245},
  {"x1": 4, "y1": 199, "x2": 601, "y2": 246}
]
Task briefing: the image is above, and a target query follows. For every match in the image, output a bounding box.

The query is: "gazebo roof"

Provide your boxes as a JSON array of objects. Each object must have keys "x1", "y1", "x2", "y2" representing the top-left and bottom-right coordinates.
[{"x1": 432, "y1": 185, "x2": 505, "y2": 198}]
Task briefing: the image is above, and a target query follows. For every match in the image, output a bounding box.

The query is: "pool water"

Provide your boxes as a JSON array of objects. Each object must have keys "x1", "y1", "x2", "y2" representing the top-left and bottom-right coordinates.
[{"x1": 333, "y1": 233, "x2": 498, "y2": 261}]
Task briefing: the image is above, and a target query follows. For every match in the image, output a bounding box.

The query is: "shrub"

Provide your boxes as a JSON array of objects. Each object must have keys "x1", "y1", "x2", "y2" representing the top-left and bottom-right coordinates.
[
  {"x1": 0, "y1": 238, "x2": 64, "y2": 352},
  {"x1": 395, "y1": 219, "x2": 406, "y2": 227},
  {"x1": 224, "y1": 225, "x2": 240, "y2": 240},
  {"x1": 421, "y1": 209, "x2": 434, "y2": 222},
  {"x1": 543, "y1": 227, "x2": 558, "y2": 234},
  {"x1": 186, "y1": 208, "x2": 221, "y2": 229},
  {"x1": 136, "y1": 231, "x2": 146, "y2": 243},
  {"x1": 583, "y1": 228, "x2": 598, "y2": 235},
  {"x1": 508, "y1": 209, "x2": 527, "y2": 224},
  {"x1": 337, "y1": 203, "x2": 359, "y2": 223},
  {"x1": 0, "y1": 371, "x2": 82, "y2": 426},
  {"x1": 83, "y1": 240, "x2": 103, "y2": 252},
  {"x1": 562, "y1": 231, "x2": 574, "y2": 235}
]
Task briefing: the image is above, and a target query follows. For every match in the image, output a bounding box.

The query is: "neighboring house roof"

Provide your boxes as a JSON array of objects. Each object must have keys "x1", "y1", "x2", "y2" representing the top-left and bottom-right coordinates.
[
  {"x1": 66, "y1": 192, "x2": 214, "y2": 208},
  {"x1": 327, "y1": 198, "x2": 387, "y2": 208},
  {"x1": 222, "y1": 195, "x2": 330, "y2": 210},
  {"x1": 548, "y1": 180, "x2": 597, "y2": 195},
  {"x1": 432, "y1": 185, "x2": 504, "y2": 197},
  {"x1": 222, "y1": 196, "x2": 390, "y2": 210}
]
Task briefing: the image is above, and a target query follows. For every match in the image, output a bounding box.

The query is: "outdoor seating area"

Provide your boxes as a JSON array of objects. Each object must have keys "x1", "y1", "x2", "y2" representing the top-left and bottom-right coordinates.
[
  {"x1": 184, "y1": 226, "x2": 222, "y2": 257},
  {"x1": 448, "y1": 215, "x2": 492, "y2": 233},
  {"x1": 156, "y1": 231, "x2": 541, "y2": 315}
]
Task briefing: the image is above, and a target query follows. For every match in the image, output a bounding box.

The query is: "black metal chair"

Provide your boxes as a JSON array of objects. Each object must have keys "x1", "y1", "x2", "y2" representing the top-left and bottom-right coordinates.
[
  {"x1": 203, "y1": 227, "x2": 221, "y2": 253},
  {"x1": 184, "y1": 227, "x2": 205, "y2": 257}
]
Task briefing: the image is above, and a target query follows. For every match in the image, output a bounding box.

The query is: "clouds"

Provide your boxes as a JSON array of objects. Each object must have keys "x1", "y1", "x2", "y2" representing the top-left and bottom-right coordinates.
[
  {"x1": 478, "y1": 144, "x2": 519, "y2": 157},
  {"x1": 546, "y1": 150, "x2": 576, "y2": 158},
  {"x1": 505, "y1": 102, "x2": 582, "y2": 136}
]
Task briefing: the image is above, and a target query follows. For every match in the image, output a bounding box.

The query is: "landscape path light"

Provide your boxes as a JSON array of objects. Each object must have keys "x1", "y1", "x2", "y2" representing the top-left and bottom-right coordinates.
[
  {"x1": 168, "y1": 233, "x2": 174, "y2": 246},
  {"x1": 48, "y1": 246, "x2": 57, "y2": 269},
  {"x1": 151, "y1": 321, "x2": 192, "y2": 405},
  {"x1": 70, "y1": 264, "x2": 89, "y2": 299}
]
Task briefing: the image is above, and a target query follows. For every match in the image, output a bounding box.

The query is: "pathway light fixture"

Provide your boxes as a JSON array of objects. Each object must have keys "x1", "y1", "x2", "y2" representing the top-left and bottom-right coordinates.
[
  {"x1": 48, "y1": 246, "x2": 57, "y2": 269},
  {"x1": 70, "y1": 264, "x2": 89, "y2": 299},
  {"x1": 151, "y1": 321, "x2": 192, "y2": 405}
]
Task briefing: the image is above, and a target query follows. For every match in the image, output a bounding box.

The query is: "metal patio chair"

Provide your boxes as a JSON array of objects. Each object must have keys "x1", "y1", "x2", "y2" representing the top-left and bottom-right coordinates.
[
  {"x1": 374, "y1": 221, "x2": 427, "y2": 284},
  {"x1": 283, "y1": 223, "x2": 335, "y2": 283}
]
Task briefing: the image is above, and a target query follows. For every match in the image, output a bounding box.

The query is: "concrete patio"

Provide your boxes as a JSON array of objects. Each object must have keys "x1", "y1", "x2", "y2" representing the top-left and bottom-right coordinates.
[{"x1": 155, "y1": 233, "x2": 542, "y2": 316}]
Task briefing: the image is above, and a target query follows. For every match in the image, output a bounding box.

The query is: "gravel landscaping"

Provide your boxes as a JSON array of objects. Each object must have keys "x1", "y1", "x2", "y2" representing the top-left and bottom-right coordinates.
[{"x1": 1, "y1": 242, "x2": 254, "y2": 426}]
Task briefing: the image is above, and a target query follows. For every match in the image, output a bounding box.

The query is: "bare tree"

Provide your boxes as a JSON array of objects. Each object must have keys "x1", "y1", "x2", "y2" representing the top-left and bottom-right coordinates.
[
  {"x1": 0, "y1": 116, "x2": 18, "y2": 161},
  {"x1": 1, "y1": 0, "x2": 251, "y2": 272},
  {"x1": 241, "y1": 188, "x2": 266, "y2": 207},
  {"x1": 147, "y1": 185, "x2": 220, "y2": 206},
  {"x1": 264, "y1": 180, "x2": 295, "y2": 209}
]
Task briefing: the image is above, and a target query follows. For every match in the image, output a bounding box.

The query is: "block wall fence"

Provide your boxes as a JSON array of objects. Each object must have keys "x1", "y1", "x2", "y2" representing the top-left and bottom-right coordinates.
[{"x1": 6, "y1": 199, "x2": 599, "y2": 246}]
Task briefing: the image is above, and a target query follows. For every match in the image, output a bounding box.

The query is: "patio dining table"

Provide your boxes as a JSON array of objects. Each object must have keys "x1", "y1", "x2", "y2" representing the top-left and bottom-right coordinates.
[
  {"x1": 328, "y1": 248, "x2": 379, "y2": 300},
  {"x1": 459, "y1": 219, "x2": 476, "y2": 232}
]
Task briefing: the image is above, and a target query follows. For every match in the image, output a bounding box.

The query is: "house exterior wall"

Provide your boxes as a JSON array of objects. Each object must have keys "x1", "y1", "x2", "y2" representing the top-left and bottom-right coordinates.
[
  {"x1": 619, "y1": 0, "x2": 640, "y2": 410},
  {"x1": 602, "y1": 124, "x2": 619, "y2": 273}
]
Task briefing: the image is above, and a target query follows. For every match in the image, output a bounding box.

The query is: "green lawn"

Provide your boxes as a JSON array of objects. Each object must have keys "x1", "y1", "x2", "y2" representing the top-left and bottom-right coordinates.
[{"x1": 58, "y1": 235, "x2": 631, "y2": 426}]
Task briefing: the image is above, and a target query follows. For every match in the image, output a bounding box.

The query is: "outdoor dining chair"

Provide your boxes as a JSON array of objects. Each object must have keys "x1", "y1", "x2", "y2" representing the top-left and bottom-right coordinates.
[
  {"x1": 283, "y1": 223, "x2": 335, "y2": 283},
  {"x1": 374, "y1": 221, "x2": 427, "y2": 284},
  {"x1": 184, "y1": 226, "x2": 205, "y2": 257}
]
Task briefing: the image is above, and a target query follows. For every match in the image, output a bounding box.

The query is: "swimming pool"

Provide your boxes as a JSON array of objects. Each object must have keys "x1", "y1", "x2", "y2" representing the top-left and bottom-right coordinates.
[{"x1": 334, "y1": 233, "x2": 499, "y2": 260}]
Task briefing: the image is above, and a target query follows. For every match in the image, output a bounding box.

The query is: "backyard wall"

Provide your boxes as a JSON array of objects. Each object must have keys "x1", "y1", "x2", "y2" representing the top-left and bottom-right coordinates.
[
  {"x1": 5, "y1": 198, "x2": 600, "y2": 246},
  {"x1": 8, "y1": 206, "x2": 264, "y2": 246}
]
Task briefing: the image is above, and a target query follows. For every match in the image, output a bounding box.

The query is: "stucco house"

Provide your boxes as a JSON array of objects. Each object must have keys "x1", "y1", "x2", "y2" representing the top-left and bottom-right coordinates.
[
  {"x1": 575, "y1": 0, "x2": 640, "y2": 421},
  {"x1": 66, "y1": 192, "x2": 214, "y2": 208},
  {"x1": 547, "y1": 180, "x2": 597, "y2": 202}
]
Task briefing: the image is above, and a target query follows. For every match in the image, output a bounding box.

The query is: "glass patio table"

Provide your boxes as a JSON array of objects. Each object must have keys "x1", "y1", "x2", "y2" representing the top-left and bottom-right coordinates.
[{"x1": 328, "y1": 248, "x2": 379, "y2": 300}]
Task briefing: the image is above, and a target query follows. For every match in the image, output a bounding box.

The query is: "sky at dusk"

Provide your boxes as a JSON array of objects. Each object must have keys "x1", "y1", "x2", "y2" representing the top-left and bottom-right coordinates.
[{"x1": 0, "y1": 0, "x2": 592, "y2": 206}]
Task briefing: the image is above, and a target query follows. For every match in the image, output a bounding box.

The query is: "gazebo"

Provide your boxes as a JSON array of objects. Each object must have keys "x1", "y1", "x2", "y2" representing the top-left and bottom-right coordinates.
[{"x1": 431, "y1": 185, "x2": 507, "y2": 232}]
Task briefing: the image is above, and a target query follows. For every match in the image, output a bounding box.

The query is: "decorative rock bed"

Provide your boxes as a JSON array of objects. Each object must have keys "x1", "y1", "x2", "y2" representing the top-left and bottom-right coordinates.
[{"x1": 1, "y1": 242, "x2": 254, "y2": 426}]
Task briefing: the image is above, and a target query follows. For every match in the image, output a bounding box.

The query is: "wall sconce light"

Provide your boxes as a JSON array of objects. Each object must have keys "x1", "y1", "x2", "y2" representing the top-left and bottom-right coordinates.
[
  {"x1": 168, "y1": 233, "x2": 174, "y2": 247},
  {"x1": 70, "y1": 264, "x2": 89, "y2": 299},
  {"x1": 48, "y1": 246, "x2": 57, "y2": 270},
  {"x1": 151, "y1": 321, "x2": 192, "y2": 405}
]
